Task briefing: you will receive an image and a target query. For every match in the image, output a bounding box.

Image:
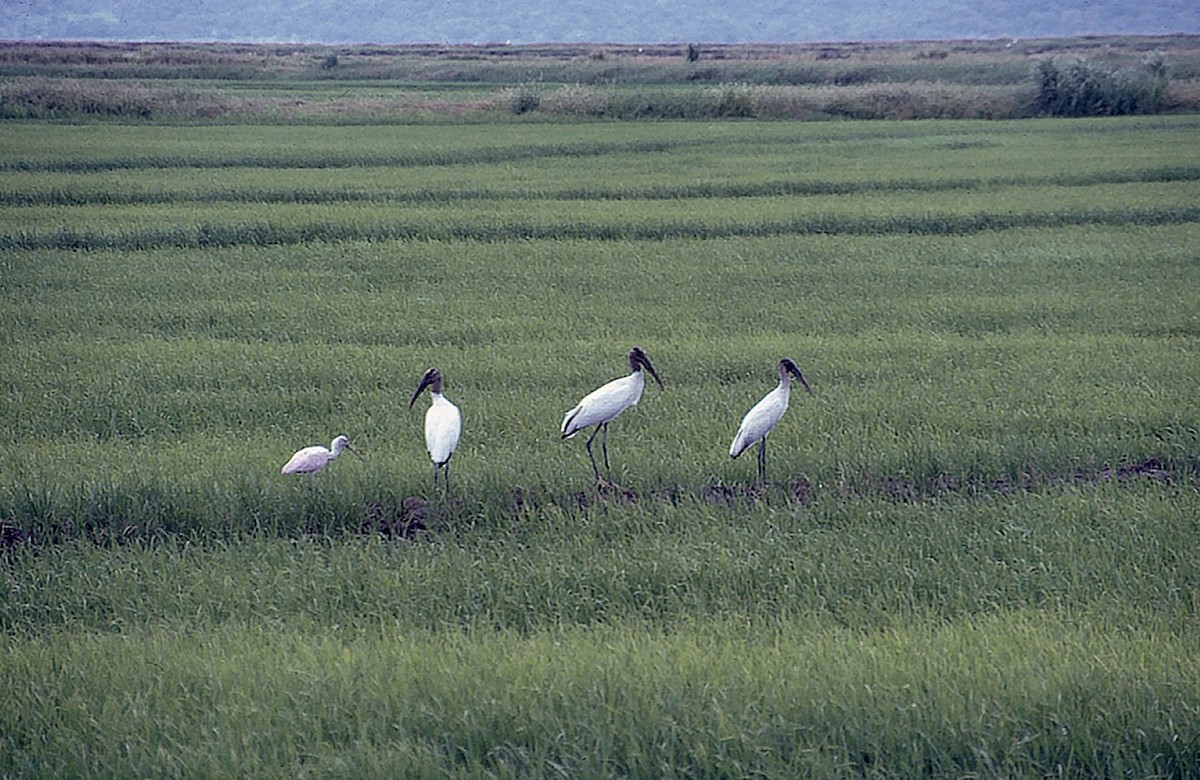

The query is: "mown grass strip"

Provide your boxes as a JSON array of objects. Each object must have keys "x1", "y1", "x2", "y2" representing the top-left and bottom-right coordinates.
[
  {"x1": 4, "y1": 204, "x2": 1198, "y2": 250},
  {"x1": 10, "y1": 115, "x2": 1193, "y2": 175},
  {"x1": 5, "y1": 165, "x2": 1199, "y2": 207},
  {"x1": 0, "y1": 138, "x2": 683, "y2": 174}
]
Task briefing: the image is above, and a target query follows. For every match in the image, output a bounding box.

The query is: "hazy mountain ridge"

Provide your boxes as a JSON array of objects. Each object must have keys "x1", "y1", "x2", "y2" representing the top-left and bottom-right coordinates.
[{"x1": 5, "y1": 0, "x2": 1197, "y2": 44}]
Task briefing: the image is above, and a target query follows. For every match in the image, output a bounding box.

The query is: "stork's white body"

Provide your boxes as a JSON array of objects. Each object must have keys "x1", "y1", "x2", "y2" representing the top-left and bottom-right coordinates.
[
  {"x1": 409, "y1": 367, "x2": 461, "y2": 491},
  {"x1": 562, "y1": 370, "x2": 645, "y2": 438},
  {"x1": 729, "y1": 358, "x2": 811, "y2": 482},
  {"x1": 424, "y1": 392, "x2": 461, "y2": 466},
  {"x1": 730, "y1": 382, "x2": 792, "y2": 459},
  {"x1": 561, "y1": 346, "x2": 664, "y2": 483}
]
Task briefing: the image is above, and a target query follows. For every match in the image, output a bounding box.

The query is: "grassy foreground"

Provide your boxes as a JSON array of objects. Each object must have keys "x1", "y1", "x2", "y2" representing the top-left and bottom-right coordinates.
[
  {"x1": 3, "y1": 484, "x2": 1199, "y2": 777},
  {"x1": 4, "y1": 613, "x2": 1197, "y2": 777},
  {"x1": 1, "y1": 115, "x2": 1199, "y2": 776}
]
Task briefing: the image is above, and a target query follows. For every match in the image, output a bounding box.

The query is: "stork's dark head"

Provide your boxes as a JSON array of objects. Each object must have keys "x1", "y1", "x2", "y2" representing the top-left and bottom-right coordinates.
[
  {"x1": 779, "y1": 358, "x2": 812, "y2": 394},
  {"x1": 408, "y1": 367, "x2": 443, "y2": 408},
  {"x1": 629, "y1": 346, "x2": 664, "y2": 390}
]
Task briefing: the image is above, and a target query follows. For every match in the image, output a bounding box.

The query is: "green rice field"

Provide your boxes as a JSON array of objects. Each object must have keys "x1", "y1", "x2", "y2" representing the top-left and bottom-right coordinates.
[{"x1": 2, "y1": 115, "x2": 1199, "y2": 777}]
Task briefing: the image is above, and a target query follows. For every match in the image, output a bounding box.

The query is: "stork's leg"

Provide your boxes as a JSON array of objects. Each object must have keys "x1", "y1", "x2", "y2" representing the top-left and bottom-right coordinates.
[
  {"x1": 585, "y1": 425, "x2": 603, "y2": 481},
  {"x1": 600, "y1": 423, "x2": 611, "y2": 478},
  {"x1": 757, "y1": 435, "x2": 768, "y2": 484},
  {"x1": 443, "y1": 460, "x2": 451, "y2": 496}
]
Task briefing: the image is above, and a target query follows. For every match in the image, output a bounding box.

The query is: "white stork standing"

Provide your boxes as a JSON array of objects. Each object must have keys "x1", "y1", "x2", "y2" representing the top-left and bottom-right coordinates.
[
  {"x1": 408, "y1": 367, "x2": 462, "y2": 492},
  {"x1": 562, "y1": 346, "x2": 664, "y2": 483},
  {"x1": 729, "y1": 358, "x2": 812, "y2": 483},
  {"x1": 281, "y1": 434, "x2": 364, "y2": 475}
]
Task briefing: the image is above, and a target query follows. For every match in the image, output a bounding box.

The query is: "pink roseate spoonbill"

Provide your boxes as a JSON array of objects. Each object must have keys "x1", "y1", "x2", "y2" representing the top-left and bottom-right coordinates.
[
  {"x1": 729, "y1": 358, "x2": 812, "y2": 483},
  {"x1": 408, "y1": 367, "x2": 462, "y2": 491},
  {"x1": 281, "y1": 434, "x2": 364, "y2": 475},
  {"x1": 561, "y1": 346, "x2": 664, "y2": 483}
]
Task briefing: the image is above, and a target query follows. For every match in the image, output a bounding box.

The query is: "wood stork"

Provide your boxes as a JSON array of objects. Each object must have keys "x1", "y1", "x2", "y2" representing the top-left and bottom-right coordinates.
[
  {"x1": 562, "y1": 346, "x2": 664, "y2": 483},
  {"x1": 281, "y1": 434, "x2": 364, "y2": 475},
  {"x1": 408, "y1": 367, "x2": 462, "y2": 491},
  {"x1": 729, "y1": 358, "x2": 812, "y2": 483}
]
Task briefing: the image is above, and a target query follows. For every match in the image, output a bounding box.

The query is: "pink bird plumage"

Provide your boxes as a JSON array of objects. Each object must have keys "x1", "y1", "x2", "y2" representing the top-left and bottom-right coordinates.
[{"x1": 281, "y1": 435, "x2": 363, "y2": 474}]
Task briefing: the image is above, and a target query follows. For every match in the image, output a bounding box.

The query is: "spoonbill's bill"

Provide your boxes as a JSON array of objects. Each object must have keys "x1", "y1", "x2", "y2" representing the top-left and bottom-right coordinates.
[
  {"x1": 409, "y1": 367, "x2": 462, "y2": 491},
  {"x1": 281, "y1": 434, "x2": 364, "y2": 475},
  {"x1": 729, "y1": 358, "x2": 812, "y2": 483},
  {"x1": 562, "y1": 346, "x2": 664, "y2": 483}
]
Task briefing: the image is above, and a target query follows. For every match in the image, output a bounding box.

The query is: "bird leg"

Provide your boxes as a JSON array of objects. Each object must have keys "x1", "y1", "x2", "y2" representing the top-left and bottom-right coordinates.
[
  {"x1": 757, "y1": 435, "x2": 768, "y2": 484},
  {"x1": 600, "y1": 423, "x2": 611, "y2": 478},
  {"x1": 431, "y1": 461, "x2": 451, "y2": 496},
  {"x1": 585, "y1": 424, "x2": 604, "y2": 482}
]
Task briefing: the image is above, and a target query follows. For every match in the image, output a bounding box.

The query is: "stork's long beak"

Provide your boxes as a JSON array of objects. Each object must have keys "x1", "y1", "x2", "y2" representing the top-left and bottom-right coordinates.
[
  {"x1": 640, "y1": 356, "x2": 665, "y2": 390},
  {"x1": 346, "y1": 443, "x2": 366, "y2": 462},
  {"x1": 789, "y1": 365, "x2": 813, "y2": 394},
  {"x1": 408, "y1": 369, "x2": 436, "y2": 409}
]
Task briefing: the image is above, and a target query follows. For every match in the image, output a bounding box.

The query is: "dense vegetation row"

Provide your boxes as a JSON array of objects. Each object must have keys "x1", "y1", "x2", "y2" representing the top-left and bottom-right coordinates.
[{"x1": 1, "y1": 35, "x2": 1197, "y2": 121}]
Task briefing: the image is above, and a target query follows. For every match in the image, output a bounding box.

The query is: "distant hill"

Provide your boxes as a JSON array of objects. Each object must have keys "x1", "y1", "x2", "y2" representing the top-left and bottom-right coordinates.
[{"x1": 4, "y1": 0, "x2": 1198, "y2": 44}]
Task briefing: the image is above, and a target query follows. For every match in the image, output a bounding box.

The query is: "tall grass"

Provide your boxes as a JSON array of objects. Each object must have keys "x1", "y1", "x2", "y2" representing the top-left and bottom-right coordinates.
[
  {"x1": 0, "y1": 78, "x2": 245, "y2": 120},
  {"x1": 3, "y1": 486, "x2": 1197, "y2": 634},
  {"x1": 1036, "y1": 54, "x2": 1170, "y2": 116},
  {"x1": 3, "y1": 612, "x2": 1198, "y2": 778},
  {"x1": 5, "y1": 487, "x2": 1199, "y2": 775}
]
